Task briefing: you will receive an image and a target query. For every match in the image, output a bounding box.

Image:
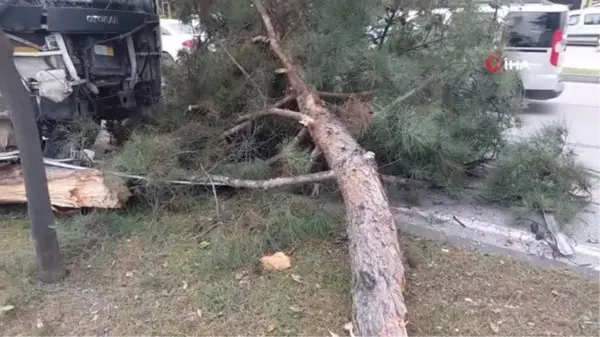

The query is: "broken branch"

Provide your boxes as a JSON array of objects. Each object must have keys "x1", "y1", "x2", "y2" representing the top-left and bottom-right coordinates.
[
  {"x1": 219, "y1": 95, "x2": 296, "y2": 140},
  {"x1": 219, "y1": 120, "x2": 253, "y2": 140},
  {"x1": 265, "y1": 128, "x2": 309, "y2": 165},
  {"x1": 217, "y1": 41, "x2": 267, "y2": 99},
  {"x1": 318, "y1": 91, "x2": 374, "y2": 100},
  {"x1": 273, "y1": 94, "x2": 296, "y2": 107},
  {"x1": 235, "y1": 108, "x2": 313, "y2": 125},
  {"x1": 44, "y1": 158, "x2": 335, "y2": 189},
  {"x1": 385, "y1": 77, "x2": 436, "y2": 109}
]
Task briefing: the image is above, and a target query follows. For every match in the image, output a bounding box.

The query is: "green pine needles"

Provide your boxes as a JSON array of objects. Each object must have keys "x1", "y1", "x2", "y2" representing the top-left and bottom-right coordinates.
[{"x1": 103, "y1": 0, "x2": 592, "y2": 224}]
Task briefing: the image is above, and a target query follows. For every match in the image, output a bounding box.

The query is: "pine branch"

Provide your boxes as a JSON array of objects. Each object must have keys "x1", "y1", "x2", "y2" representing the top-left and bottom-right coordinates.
[
  {"x1": 235, "y1": 108, "x2": 314, "y2": 126},
  {"x1": 378, "y1": 6, "x2": 399, "y2": 50},
  {"x1": 318, "y1": 91, "x2": 374, "y2": 100},
  {"x1": 265, "y1": 128, "x2": 309, "y2": 165},
  {"x1": 385, "y1": 77, "x2": 436, "y2": 109},
  {"x1": 273, "y1": 94, "x2": 296, "y2": 107},
  {"x1": 216, "y1": 40, "x2": 267, "y2": 99},
  {"x1": 43, "y1": 158, "x2": 335, "y2": 189},
  {"x1": 219, "y1": 94, "x2": 298, "y2": 140},
  {"x1": 219, "y1": 121, "x2": 253, "y2": 140},
  {"x1": 251, "y1": 0, "x2": 296, "y2": 72}
]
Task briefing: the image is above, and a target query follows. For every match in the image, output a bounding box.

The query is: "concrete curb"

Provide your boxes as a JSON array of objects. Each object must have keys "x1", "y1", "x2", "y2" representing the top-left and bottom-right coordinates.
[
  {"x1": 393, "y1": 206, "x2": 600, "y2": 279},
  {"x1": 561, "y1": 73, "x2": 600, "y2": 84}
]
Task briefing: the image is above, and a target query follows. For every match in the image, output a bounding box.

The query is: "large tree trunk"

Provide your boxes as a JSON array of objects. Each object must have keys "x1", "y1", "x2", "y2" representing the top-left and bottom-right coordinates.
[{"x1": 252, "y1": 2, "x2": 408, "y2": 336}]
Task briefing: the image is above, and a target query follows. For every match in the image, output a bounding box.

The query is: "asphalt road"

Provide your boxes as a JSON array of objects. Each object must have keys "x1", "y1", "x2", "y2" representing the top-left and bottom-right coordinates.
[
  {"x1": 392, "y1": 48, "x2": 600, "y2": 273},
  {"x1": 395, "y1": 80, "x2": 600, "y2": 274},
  {"x1": 521, "y1": 83, "x2": 600, "y2": 171},
  {"x1": 564, "y1": 45, "x2": 600, "y2": 70},
  {"x1": 519, "y1": 81, "x2": 600, "y2": 246}
]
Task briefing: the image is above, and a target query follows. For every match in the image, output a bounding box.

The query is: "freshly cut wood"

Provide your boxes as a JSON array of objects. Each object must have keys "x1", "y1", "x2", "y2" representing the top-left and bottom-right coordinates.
[
  {"x1": 252, "y1": 1, "x2": 408, "y2": 336},
  {"x1": 0, "y1": 163, "x2": 130, "y2": 208}
]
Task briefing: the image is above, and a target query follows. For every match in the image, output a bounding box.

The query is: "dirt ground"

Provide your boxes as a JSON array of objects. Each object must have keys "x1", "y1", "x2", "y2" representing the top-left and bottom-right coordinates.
[{"x1": 1, "y1": 192, "x2": 598, "y2": 336}]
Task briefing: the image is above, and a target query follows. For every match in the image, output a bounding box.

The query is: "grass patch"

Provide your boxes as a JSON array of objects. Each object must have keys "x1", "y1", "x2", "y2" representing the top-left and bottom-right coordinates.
[
  {"x1": 563, "y1": 67, "x2": 600, "y2": 77},
  {"x1": 0, "y1": 192, "x2": 598, "y2": 336}
]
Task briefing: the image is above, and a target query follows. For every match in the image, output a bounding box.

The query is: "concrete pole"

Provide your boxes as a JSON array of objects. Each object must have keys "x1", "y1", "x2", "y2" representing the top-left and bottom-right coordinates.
[{"x1": 0, "y1": 31, "x2": 65, "y2": 283}]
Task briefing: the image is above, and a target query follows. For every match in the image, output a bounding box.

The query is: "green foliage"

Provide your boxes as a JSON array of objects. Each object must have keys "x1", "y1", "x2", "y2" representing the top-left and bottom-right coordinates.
[
  {"x1": 104, "y1": 0, "x2": 591, "y2": 222},
  {"x1": 109, "y1": 132, "x2": 182, "y2": 178},
  {"x1": 484, "y1": 123, "x2": 593, "y2": 223}
]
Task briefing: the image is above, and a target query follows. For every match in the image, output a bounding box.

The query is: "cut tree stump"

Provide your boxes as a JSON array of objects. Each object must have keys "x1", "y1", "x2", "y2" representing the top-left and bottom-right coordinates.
[{"x1": 0, "y1": 163, "x2": 130, "y2": 208}]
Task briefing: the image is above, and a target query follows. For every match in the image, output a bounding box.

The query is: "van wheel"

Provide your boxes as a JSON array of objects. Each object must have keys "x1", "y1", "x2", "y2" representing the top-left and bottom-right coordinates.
[
  {"x1": 161, "y1": 52, "x2": 175, "y2": 68},
  {"x1": 520, "y1": 92, "x2": 528, "y2": 109},
  {"x1": 516, "y1": 85, "x2": 527, "y2": 110}
]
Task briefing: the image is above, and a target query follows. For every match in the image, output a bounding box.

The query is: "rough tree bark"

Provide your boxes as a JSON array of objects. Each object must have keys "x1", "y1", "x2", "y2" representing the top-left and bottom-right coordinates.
[{"x1": 251, "y1": 1, "x2": 408, "y2": 336}]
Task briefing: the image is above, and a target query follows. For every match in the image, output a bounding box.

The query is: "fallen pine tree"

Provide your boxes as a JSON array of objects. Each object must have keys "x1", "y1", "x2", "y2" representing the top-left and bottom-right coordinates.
[
  {"x1": 9, "y1": 0, "x2": 590, "y2": 335},
  {"x1": 247, "y1": 2, "x2": 410, "y2": 334}
]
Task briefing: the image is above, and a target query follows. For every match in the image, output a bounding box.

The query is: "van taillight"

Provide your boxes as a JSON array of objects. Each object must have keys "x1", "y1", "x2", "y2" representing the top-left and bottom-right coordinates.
[
  {"x1": 550, "y1": 29, "x2": 563, "y2": 67},
  {"x1": 182, "y1": 40, "x2": 195, "y2": 48}
]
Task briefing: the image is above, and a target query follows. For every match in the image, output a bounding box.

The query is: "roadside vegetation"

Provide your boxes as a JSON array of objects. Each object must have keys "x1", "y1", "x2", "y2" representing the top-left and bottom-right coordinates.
[
  {"x1": 1, "y1": 194, "x2": 598, "y2": 336},
  {"x1": 1, "y1": 0, "x2": 598, "y2": 335}
]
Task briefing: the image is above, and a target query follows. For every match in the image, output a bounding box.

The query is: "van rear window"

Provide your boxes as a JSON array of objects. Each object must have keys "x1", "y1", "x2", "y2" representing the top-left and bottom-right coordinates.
[{"x1": 505, "y1": 11, "x2": 566, "y2": 48}]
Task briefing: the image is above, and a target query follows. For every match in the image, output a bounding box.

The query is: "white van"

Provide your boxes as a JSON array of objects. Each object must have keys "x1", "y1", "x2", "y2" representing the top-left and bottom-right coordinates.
[
  {"x1": 465, "y1": 3, "x2": 568, "y2": 100},
  {"x1": 414, "y1": 3, "x2": 568, "y2": 100},
  {"x1": 367, "y1": 2, "x2": 568, "y2": 100},
  {"x1": 566, "y1": 7, "x2": 600, "y2": 46},
  {"x1": 501, "y1": 3, "x2": 569, "y2": 100}
]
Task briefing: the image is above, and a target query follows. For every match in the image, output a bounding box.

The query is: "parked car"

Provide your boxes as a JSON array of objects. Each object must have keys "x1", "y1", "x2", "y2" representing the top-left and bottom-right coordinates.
[
  {"x1": 160, "y1": 18, "x2": 205, "y2": 65},
  {"x1": 565, "y1": 7, "x2": 600, "y2": 46}
]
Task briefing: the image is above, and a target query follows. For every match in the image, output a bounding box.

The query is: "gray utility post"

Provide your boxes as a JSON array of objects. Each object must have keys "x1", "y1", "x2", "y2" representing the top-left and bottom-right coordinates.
[{"x1": 0, "y1": 31, "x2": 65, "y2": 283}]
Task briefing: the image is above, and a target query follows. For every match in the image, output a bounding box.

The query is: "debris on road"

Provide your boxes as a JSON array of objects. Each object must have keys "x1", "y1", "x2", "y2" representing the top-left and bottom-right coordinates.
[{"x1": 542, "y1": 210, "x2": 574, "y2": 257}]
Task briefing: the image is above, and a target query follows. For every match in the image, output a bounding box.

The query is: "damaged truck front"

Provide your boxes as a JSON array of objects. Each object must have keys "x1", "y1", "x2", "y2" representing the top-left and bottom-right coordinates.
[{"x1": 0, "y1": 0, "x2": 162, "y2": 157}]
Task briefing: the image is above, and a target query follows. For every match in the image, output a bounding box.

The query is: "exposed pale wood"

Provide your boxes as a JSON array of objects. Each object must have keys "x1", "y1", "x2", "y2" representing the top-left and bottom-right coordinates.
[
  {"x1": 252, "y1": 1, "x2": 408, "y2": 336},
  {"x1": 235, "y1": 108, "x2": 312, "y2": 124},
  {"x1": 0, "y1": 163, "x2": 130, "y2": 208}
]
